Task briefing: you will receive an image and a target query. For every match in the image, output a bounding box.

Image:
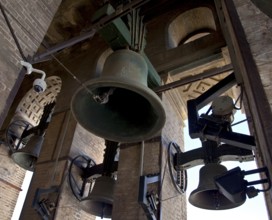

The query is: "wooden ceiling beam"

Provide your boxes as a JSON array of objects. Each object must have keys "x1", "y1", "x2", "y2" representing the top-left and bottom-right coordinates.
[{"x1": 148, "y1": 32, "x2": 226, "y2": 74}]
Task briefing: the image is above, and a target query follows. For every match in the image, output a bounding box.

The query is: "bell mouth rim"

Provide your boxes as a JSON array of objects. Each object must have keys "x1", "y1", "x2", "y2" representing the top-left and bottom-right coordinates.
[
  {"x1": 71, "y1": 77, "x2": 166, "y2": 143},
  {"x1": 188, "y1": 193, "x2": 246, "y2": 210},
  {"x1": 11, "y1": 152, "x2": 36, "y2": 171},
  {"x1": 189, "y1": 186, "x2": 246, "y2": 210},
  {"x1": 79, "y1": 200, "x2": 112, "y2": 218},
  {"x1": 80, "y1": 76, "x2": 164, "y2": 107}
]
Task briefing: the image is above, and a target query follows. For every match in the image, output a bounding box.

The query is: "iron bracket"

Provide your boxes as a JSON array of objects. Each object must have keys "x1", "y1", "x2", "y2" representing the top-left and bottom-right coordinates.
[
  {"x1": 187, "y1": 72, "x2": 255, "y2": 150},
  {"x1": 32, "y1": 186, "x2": 59, "y2": 220},
  {"x1": 138, "y1": 174, "x2": 160, "y2": 220},
  {"x1": 215, "y1": 166, "x2": 271, "y2": 203},
  {"x1": 174, "y1": 140, "x2": 254, "y2": 170}
]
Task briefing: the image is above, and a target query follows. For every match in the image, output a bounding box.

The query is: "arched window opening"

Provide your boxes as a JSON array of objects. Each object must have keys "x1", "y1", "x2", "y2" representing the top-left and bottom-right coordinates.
[{"x1": 168, "y1": 7, "x2": 216, "y2": 48}]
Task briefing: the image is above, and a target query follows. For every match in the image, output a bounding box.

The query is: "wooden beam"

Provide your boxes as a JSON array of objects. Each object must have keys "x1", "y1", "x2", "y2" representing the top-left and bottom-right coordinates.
[
  {"x1": 217, "y1": 0, "x2": 272, "y2": 207},
  {"x1": 148, "y1": 32, "x2": 226, "y2": 74},
  {"x1": 153, "y1": 64, "x2": 233, "y2": 93}
]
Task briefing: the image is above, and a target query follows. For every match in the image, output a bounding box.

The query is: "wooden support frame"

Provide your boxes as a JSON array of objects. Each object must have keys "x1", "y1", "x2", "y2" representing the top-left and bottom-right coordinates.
[{"x1": 149, "y1": 32, "x2": 226, "y2": 74}]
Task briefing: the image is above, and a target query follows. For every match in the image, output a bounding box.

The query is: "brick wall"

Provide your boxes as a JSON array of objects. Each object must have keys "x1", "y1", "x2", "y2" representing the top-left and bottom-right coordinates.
[
  {"x1": 20, "y1": 109, "x2": 105, "y2": 219},
  {"x1": 0, "y1": 144, "x2": 25, "y2": 220},
  {"x1": 0, "y1": 3, "x2": 61, "y2": 217},
  {"x1": 54, "y1": 123, "x2": 105, "y2": 219},
  {"x1": 20, "y1": 111, "x2": 75, "y2": 219},
  {"x1": 0, "y1": 0, "x2": 61, "y2": 127},
  {"x1": 112, "y1": 142, "x2": 145, "y2": 219},
  {"x1": 230, "y1": 0, "x2": 272, "y2": 216},
  {"x1": 160, "y1": 92, "x2": 187, "y2": 220},
  {"x1": 233, "y1": 1, "x2": 272, "y2": 99}
]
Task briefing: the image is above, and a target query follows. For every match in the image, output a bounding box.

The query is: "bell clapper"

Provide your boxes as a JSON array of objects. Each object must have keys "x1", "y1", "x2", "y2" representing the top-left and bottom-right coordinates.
[{"x1": 92, "y1": 87, "x2": 115, "y2": 104}]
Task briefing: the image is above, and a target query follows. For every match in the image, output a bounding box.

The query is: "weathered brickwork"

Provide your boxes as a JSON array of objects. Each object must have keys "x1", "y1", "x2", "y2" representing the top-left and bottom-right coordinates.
[
  {"x1": 20, "y1": 109, "x2": 105, "y2": 219},
  {"x1": 234, "y1": 0, "x2": 272, "y2": 97},
  {"x1": 54, "y1": 175, "x2": 96, "y2": 220},
  {"x1": 112, "y1": 142, "x2": 146, "y2": 219},
  {"x1": 0, "y1": 3, "x2": 62, "y2": 217},
  {"x1": 232, "y1": 0, "x2": 272, "y2": 216},
  {"x1": 69, "y1": 124, "x2": 105, "y2": 164},
  {"x1": 19, "y1": 111, "x2": 71, "y2": 219},
  {"x1": 161, "y1": 92, "x2": 187, "y2": 220},
  {"x1": 54, "y1": 123, "x2": 105, "y2": 219},
  {"x1": 0, "y1": 0, "x2": 61, "y2": 127},
  {"x1": 0, "y1": 143, "x2": 25, "y2": 220}
]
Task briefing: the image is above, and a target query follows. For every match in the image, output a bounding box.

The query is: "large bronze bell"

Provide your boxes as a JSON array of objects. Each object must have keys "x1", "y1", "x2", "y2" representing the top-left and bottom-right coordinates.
[
  {"x1": 80, "y1": 176, "x2": 115, "y2": 218},
  {"x1": 189, "y1": 163, "x2": 246, "y2": 210},
  {"x1": 71, "y1": 49, "x2": 166, "y2": 143},
  {"x1": 11, "y1": 135, "x2": 44, "y2": 171}
]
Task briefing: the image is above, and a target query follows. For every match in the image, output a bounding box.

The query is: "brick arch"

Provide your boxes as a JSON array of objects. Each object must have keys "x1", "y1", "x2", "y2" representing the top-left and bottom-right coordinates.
[{"x1": 167, "y1": 7, "x2": 216, "y2": 48}]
